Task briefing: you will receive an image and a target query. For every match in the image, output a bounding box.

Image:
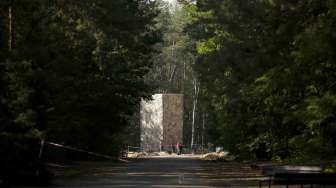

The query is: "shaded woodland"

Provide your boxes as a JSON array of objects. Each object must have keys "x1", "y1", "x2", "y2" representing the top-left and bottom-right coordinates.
[
  {"x1": 0, "y1": 0, "x2": 159, "y2": 185},
  {"x1": 184, "y1": 0, "x2": 336, "y2": 161},
  {"x1": 1, "y1": 0, "x2": 336, "y2": 186}
]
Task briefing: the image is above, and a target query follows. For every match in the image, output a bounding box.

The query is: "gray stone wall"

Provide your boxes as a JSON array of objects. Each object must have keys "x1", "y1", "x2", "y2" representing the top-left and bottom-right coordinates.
[{"x1": 140, "y1": 94, "x2": 183, "y2": 152}]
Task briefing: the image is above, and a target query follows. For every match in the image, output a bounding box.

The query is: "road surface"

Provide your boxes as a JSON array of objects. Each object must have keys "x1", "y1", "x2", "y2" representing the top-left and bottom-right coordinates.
[{"x1": 34, "y1": 156, "x2": 269, "y2": 188}]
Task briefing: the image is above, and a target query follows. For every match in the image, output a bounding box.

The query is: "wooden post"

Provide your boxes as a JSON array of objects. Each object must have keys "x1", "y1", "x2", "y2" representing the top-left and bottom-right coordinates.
[{"x1": 36, "y1": 140, "x2": 45, "y2": 178}]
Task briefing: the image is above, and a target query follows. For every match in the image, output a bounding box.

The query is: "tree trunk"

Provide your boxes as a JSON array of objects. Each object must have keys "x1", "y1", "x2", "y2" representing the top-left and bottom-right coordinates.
[
  {"x1": 181, "y1": 61, "x2": 185, "y2": 93},
  {"x1": 191, "y1": 78, "x2": 199, "y2": 149},
  {"x1": 169, "y1": 64, "x2": 176, "y2": 82},
  {"x1": 201, "y1": 112, "x2": 205, "y2": 153},
  {"x1": 8, "y1": 0, "x2": 13, "y2": 51},
  {"x1": 191, "y1": 99, "x2": 196, "y2": 149}
]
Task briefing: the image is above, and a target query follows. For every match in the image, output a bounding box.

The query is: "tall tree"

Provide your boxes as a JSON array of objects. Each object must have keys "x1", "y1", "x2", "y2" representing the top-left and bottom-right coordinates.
[
  {"x1": 187, "y1": 0, "x2": 336, "y2": 160},
  {"x1": 0, "y1": 0, "x2": 160, "y2": 159}
]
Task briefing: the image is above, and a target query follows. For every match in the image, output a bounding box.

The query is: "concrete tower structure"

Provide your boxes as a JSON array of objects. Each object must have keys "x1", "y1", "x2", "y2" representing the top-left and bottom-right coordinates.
[{"x1": 140, "y1": 94, "x2": 183, "y2": 152}]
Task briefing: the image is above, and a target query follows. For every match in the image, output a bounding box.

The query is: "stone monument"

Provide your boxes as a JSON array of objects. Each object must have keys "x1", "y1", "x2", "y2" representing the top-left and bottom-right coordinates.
[{"x1": 140, "y1": 94, "x2": 183, "y2": 152}]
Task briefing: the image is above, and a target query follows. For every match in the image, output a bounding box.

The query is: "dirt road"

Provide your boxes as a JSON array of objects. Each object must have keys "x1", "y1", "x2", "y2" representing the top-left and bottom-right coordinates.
[{"x1": 38, "y1": 157, "x2": 268, "y2": 188}]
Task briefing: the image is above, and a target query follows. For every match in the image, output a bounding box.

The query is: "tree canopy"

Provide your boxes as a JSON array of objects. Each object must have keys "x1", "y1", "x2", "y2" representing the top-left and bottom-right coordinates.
[
  {"x1": 1, "y1": 2, "x2": 336, "y2": 184},
  {"x1": 185, "y1": 0, "x2": 336, "y2": 161},
  {"x1": 0, "y1": 0, "x2": 160, "y2": 155}
]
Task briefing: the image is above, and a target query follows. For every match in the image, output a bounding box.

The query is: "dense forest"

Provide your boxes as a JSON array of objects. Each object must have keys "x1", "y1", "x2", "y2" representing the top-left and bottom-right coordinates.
[
  {"x1": 0, "y1": 0, "x2": 160, "y2": 183},
  {"x1": 153, "y1": 0, "x2": 336, "y2": 161},
  {"x1": 1, "y1": 0, "x2": 336, "y2": 185},
  {"x1": 0, "y1": 0, "x2": 159, "y2": 154},
  {"x1": 184, "y1": 0, "x2": 336, "y2": 161}
]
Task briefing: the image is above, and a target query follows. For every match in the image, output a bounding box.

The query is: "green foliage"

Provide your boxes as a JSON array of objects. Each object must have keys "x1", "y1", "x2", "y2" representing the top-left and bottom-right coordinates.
[
  {"x1": 187, "y1": 0, "x2": 336, "y2": 160},
  {"x1": 146, "y1": 1, "x2": 212, "y2": 147},
  {"x1": 147, "y1": 2, "x2": 196, "y2": 93},
  {"x1": 0, "y1": 0, "x2": 160, "y2": 156},
  {"x1": 324, "y1": 164, "x2": 336, "y2": 173},
  {"x1": 1, "y1": 1, "x2": 161, "y2": 184}
]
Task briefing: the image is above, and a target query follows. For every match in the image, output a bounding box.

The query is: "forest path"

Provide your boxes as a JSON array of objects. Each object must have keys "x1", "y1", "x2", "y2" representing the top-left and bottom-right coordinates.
[{"x1": 30, "y1": 157, "x2": 271, "y2": 188}]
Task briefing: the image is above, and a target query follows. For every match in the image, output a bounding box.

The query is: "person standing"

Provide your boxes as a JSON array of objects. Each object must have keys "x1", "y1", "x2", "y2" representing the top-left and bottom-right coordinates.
[
  {"x1": 176, "y1": 142, "x2": 182, "y2": 155},
  {"x1": 179, "y1": 143, "x2": 183, "y2": 155}
]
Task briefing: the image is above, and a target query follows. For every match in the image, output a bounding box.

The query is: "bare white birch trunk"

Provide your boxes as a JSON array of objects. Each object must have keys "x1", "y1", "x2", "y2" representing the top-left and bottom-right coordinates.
[{"x1": 191, "y1": 78, "x2": 199, "y2": 149}]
